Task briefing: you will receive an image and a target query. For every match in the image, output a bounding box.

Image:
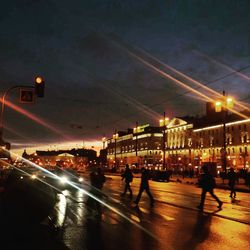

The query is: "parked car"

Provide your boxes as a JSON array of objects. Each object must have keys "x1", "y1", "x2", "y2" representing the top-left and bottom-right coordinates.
[{"x1": 149, "y1": 170, "x2": 170, "y2": 182}]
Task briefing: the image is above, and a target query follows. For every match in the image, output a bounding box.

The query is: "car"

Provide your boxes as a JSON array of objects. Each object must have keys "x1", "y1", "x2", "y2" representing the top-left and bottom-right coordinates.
[
  {"x1": 150, "y1": 170, "x2": 170, "y2": 182},
  {"x1": 47, "y1": 167, "x2": 84, "y2": 190},
  {"x1": 1, "y1": 167, "x2": 57, "y2": 226}
]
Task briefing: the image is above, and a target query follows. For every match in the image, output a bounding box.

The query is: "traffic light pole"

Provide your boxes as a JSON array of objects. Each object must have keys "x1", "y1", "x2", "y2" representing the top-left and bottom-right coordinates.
[{"x1": 0, "y1": 85, "x2": 34, "y2": 145}]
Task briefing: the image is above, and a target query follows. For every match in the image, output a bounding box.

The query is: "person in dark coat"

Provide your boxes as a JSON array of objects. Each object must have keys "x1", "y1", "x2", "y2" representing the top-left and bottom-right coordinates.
[
  {"x1": 90, "y1": 167, "x2": 106, "y2": 190},
  {"x1": 121, "y1": 164, "x2": 133, "y2": 199},
  {"x1": 88, "y1": 167, "x2": 106, "y2": 217},
  {"x1": 135, "y1": 167, "x2": 154, "y2": 206},
  {"x1": 197, "y1": 165, "x2": 223, "y2": 210},
  {"x1": 228, "y1": 167, "x2": 237, "y2": 198}
]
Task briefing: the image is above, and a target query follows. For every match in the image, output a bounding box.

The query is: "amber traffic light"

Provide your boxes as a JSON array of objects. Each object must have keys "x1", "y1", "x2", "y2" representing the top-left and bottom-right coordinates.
[{"x1": 35, "y1": 76, "x2": 45, "y2": 97}]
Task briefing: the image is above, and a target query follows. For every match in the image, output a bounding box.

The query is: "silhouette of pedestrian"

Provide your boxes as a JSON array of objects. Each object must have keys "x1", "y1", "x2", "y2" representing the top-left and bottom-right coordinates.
[
  {"x1": 197, "y1": 165, "x2": 223, "y2": 210},
  {"x1": 228, "y1": 167, "x2": 237, "y2": 198},
  {"x1": 135, "y1": 167, "x2": 154, "y2": 206},
  {"x1": 120, "y1": 164, "x2": 133, "y2": 199},
  {"x1": 90, "y1": 167, "x2": 106, "y2": 190},
  {"x1": 88, "y1": 167, "x2": 106, "y2": 217}
]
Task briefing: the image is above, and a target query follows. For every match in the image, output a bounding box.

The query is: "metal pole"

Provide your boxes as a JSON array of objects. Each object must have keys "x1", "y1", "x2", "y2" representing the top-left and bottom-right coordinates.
[
  {"x1": 114, "y1": 129, "x2": 117, "y2": 169},
  {"x1": 163, "y1": 112, "x2": 166, "y2": 169},
  {"x1": 135, "y1": 121, "x2": 139, "y2": 168},
  {"x1": 0, "y1": 85, "x2": 34, "y2": 143},
  {"x1": 135, "y1": 121, "x2": 138, "y2": 157},
  {"x1": 222, "y1": 90, "x2": 227, "y2": 173}
]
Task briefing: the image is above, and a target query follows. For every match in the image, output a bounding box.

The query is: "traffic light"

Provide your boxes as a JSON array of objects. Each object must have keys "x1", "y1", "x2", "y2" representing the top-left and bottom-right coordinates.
[{"x1": 35, "y1": 76, "x2": 45, "y2": 97}]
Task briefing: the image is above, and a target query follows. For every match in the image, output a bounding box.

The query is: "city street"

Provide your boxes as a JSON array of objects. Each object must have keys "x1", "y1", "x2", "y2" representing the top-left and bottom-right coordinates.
[
  {"x1": 4, "y1": 174, "x2": 248, "y2": 250},
  {"x1": 0, "y1": 1, "x2": 250, "y2": 250}
]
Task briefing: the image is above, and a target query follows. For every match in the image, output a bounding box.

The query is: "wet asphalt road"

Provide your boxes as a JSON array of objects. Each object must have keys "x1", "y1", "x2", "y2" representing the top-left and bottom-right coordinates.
[{"x1": 1, "y1": 175, "x2": 250, "y2": 250}]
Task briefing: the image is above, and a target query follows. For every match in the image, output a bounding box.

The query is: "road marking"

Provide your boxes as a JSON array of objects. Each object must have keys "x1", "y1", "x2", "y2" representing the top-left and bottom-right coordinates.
[
  {"x1": 160, "y1": 214, "x2": 175, "y2": 221},
  {"x1": 139, "y1": 207, "x2": 150, "y2": 214},
  {"x1": 139, "y1": 207, "x2": 175, "y2": 221},
  {"x1": 130, "y1": 214, "x2": 140, "y2": 223}
]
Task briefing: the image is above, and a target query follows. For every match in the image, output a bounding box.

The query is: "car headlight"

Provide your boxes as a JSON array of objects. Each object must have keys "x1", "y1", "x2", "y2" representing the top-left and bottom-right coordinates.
[
  {"x1": 79, "y1": 177, "x2": 83, "y2": 182},
  {"x1": 60, "y1": 176, "x2": 69, "y2": 184},
  {"x1": 31, "y1": 174, "x2": 37, "y2": 180}
]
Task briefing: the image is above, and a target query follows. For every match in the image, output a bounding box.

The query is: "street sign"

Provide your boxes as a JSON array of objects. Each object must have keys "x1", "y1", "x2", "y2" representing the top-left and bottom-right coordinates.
[{"x1": 19, "y1": 88, "x2": 35, "y2": 104}]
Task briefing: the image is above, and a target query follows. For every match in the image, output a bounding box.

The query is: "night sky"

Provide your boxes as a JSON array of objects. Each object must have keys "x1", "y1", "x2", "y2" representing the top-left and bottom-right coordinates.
[{"x1": 0, "y1": 0, "x2": 249, "y2": 152}]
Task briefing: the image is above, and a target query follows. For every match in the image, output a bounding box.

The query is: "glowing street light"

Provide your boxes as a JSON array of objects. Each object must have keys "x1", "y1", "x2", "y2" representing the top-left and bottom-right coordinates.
[
  {"x1": 215, "y1": 101, "x2": 222, "y2": 113},
  {"x1": 159, "y1": 112, "x2": 169, "y2": 169},
  {"x1": 214, "y1": 91, "x2": 234, "y2": 172}
]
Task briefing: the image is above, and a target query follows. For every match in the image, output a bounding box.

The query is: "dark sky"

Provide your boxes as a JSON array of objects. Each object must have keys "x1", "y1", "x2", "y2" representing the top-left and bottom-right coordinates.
[{"x1": 0, "y1": 0, "x2": 250, "y2": 151}]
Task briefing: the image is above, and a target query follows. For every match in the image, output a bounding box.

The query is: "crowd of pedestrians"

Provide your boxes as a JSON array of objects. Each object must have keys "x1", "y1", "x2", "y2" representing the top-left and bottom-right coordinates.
[{"x1": 87, "y1": 163, "x2": 249, "y2": 216}]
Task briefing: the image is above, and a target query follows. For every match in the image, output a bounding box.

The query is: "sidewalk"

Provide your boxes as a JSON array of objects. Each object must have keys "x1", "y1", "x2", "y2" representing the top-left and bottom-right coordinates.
[
  {"x1": 104, "y1": 172, "x2": 250, "y2": 193},
  {"x1": 169, "y1": 175, "x2": 250, "y2": 193}
]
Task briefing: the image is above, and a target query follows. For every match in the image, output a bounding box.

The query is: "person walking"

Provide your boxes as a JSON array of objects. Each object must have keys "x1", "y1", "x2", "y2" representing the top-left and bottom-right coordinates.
[
  {"x1": 88, "y1": 167, "x2": 106, "y2": 217},
  {"x1": 135, "y1": 167, "x2": 154, "y2": 207},
  {"x1": 121, "y1": 164, "x2": 133, "y2": 199},
  {"x1": 197, "y1": 165, "x2": 223, "y2": 210},
  {"x1": 90, "y1": 167, "x2": 106, "y2": 190},
  {"x1": 228, "y1": 167, "x2": 237, "y2": 198}
]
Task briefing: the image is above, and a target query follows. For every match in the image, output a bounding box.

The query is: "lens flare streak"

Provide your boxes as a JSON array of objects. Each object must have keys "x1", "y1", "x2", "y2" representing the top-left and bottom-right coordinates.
[
  {"x1": 1, "y1": 150, "x2": 157, "y2": 240},
  {"x1": 108, "y1": 35, "x2": 250, "y2": 119}
]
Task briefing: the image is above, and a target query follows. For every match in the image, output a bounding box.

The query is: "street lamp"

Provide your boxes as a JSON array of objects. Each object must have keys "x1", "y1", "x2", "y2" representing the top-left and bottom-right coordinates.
[
  {"x1": 113, "y1": 131, "x2": 118, "y2": 168},
  {"x1": 159, "y1": 112, "x2": 169, "y2": 169},
  {"x1": 215, "y1": 91, "x2": 234, "y2": 173},
  {"x1": 133, "y1": 121, "x2": 140, "y2": 168}
]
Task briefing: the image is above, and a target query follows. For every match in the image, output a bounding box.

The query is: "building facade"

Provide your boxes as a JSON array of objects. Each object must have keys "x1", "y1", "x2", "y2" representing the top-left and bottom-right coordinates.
[
  {"x1": 107, "y1": 125, "x2": 163, "y2": 169},
  {"x1": 24, "y1": 148, "x2": 97, "y2": 171},
  {"x1": 106, "y1": 117, "x2": 250, "y2": 172}
]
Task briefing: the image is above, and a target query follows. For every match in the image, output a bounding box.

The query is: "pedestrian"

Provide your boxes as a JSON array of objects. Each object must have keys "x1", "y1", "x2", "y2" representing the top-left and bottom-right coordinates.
[
  {"x1": 228, "y1": 167, "x2": 237, "y2": 198},
  {"x1": 135, "y1": 167, "x2": 154, "y2": 207},
  {"x1": 197, "y1": 165, "x2": 223, "y2": 210},
  {"x1": 120, "y1": 164, "x2": 133, "y2": 199},
  {"x1": 88, "y1": 167, "x2": 106, "y2": 217},
  {"x1": 90, "y1": 167, "x2": 106, "y2": 190}
]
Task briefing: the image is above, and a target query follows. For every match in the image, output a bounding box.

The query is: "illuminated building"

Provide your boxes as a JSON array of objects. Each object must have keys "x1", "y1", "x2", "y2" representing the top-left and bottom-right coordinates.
[
  {"x1": 106, "y1": 107, "x2": 250, "y2": 172},
  {"x1": 107, "y1": 125, "x2": 163, "y2": 169},
  {"x1": 25, "y1": 148, "x2": 96, "y2": 170}
]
